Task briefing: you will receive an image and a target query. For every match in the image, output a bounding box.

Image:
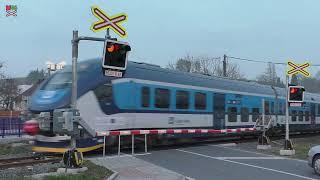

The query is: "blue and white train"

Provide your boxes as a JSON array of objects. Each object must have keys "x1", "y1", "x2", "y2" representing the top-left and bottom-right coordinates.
[{"x1": 27, "y1": 58, "x2": 320, "y2": 152}]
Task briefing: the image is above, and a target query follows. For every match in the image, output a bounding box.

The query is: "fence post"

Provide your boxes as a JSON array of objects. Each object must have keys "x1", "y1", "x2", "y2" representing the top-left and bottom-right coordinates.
[
  {"x1": 144, "y1": 134, "x2": 147, "y2": 153},
  {"x1": 18, "y1": 117, "x2": 21, "y2": 137},
  {"x1": 131, "y1": 134, "x2": 134, "y2": 155},
  {"x1": 2, "y1": 118, "x2": 4, "y2": 138},
  {"x1": 103, "y1": 136, "x2": 106, "y2": 157},
  {"x1": 118, "y1": 135, "x2": 121, "y2": 156}
]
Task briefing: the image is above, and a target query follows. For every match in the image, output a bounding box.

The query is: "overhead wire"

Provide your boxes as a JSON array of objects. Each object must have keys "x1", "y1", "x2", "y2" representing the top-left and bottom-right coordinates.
[{"x1": 227, "y1": 56, "x2": 320, "y2": 67}]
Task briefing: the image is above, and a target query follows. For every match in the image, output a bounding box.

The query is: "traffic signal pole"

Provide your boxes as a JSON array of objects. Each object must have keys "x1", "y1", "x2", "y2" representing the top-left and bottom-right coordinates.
[
  {"x1": 67, "y1": 30, "x2": 110, "y2": 169},
  {"x1": 285, "y1": 75, "x2": 289, "y2": 142},
  {"x1": 280, "y1": 75, "x2": 295, "y2": 155}
]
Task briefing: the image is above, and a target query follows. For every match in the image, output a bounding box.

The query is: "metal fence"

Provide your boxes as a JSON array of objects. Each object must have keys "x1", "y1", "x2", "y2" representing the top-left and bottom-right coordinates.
[{"x1": 0, "y1": 111, "x2": 23, "y2": 138}]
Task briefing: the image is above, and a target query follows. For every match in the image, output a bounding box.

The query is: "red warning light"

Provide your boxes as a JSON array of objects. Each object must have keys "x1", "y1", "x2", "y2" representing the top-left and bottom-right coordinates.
[
  {"x1": 23, "y1": 120, "x2": 39, "y2": 136},
  {"x1": 107, "y1": 44, "x2": 120, "y2": 53},
  {"x1": 290, "y1": 88, "x2": 298, "y2": 94}
]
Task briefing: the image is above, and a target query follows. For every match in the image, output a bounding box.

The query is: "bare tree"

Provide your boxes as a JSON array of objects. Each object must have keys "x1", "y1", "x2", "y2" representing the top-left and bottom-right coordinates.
[
  {"x1": 0, "y1": 62, "x2": 21, "y2": 110},
  {"x1": 0, "y1": 78, "x2": 20, "y2": 110},
  {"x1": 167, "y1": 55, "x2": 244, "y2": 80},
  {"x1": 256, "y1": 63, "x2": 284, "y2": 87},
  {"x1": 300, "y1": 72, "x2": 320, "y2": 93}
]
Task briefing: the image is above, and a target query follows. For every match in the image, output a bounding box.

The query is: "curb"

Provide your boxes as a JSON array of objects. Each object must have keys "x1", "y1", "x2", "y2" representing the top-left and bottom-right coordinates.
[{"x1": 106, "y1": 171, "x2": 119, "y2": 180}]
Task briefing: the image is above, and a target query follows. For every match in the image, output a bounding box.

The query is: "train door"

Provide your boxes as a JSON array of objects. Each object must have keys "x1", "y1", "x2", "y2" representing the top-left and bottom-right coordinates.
[
  {"x1": 213, "y1": 93, "x2": 225, "y2": 129},
  {"x1": 311, "y1": 103, "x2": 316, "y2": 125}
]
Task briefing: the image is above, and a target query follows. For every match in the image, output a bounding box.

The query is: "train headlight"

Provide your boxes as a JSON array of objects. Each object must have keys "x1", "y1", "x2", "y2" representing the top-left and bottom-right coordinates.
[{"x1": 23, "y1": 120, "x2": 39, "y2": 136}]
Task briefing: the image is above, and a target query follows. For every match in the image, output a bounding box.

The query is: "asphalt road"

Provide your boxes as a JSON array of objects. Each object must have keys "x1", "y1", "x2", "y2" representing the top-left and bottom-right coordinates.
[{"x1": 137, "y1": 144, "x2": 320, "y2": 180}]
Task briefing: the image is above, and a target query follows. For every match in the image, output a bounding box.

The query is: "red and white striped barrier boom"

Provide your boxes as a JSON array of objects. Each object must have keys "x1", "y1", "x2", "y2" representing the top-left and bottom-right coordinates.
[{"x1": 97, "y1": 127, "x2": 256, "y2": 136}]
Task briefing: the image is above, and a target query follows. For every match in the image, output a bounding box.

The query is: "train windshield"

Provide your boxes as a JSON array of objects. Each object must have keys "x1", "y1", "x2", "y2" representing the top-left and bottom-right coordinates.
[{"x1": 41, "y1": 72, "x2": 72, "y2": 90}]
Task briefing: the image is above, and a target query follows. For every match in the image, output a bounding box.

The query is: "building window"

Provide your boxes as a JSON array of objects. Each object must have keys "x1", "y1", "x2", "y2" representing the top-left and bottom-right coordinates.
[
  {"x1": 241, "y1": 107, "x2": 249, "y2": 122},
  {"x1": 298, "y1": 111, "x2": 304, "y2": 121},
  {"x1": 265, "y1": 101, "x2": 270, "y2": 115},
  {"x1": 305, "y1": 111, "x2": 310, "y2": 121},
  {"x1": 93, "y1": 84, "x2": 112, "y2": 102},
  {"x1": 228, "y1": 107, "x2": 237, "y2": 122},
  {"x1": 155, "y1": 88, "x2": 170, "y2": 108},
  {"x1": 176, "y1": 90, "x2": 189, "y2": 109},
  {"x1": 141, "y1": 87, "x2": 150, "y2": 107},
  {"x1": 195, "y1": 92, "x2": 206, "y2": 110},
  {"x1": 291, "y1": 110, "x2": 297, "y2": 122},
  {"x1": 252, "y1": 108, "x2": 260, "y2": 122}
]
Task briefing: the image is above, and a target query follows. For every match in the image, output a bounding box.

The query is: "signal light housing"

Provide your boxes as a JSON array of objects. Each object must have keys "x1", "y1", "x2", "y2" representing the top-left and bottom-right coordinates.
[
  {"x1": 102, "y1": 39, "x2": 131, "y2": 71},
  {"x1": 288, "y1": 86, "x2": 305, "y2": 103}
]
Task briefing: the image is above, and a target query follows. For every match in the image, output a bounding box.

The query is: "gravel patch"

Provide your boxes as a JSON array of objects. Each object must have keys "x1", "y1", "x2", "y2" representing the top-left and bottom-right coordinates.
[{"x1": 0, "y1": 161, "x2": 63, "y2": 179}]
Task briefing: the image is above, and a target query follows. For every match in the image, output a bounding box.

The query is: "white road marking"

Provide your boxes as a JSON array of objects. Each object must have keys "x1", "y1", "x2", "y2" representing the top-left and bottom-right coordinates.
[
  {"x1": 95, "y1": 152, "x2": 152, "y2": 159},
  {"x1": 215, "y1": 157, "x2": 285, "y2": 160},
  {"x1": 210, "y1": 144, "x2": 308, "y2": 163},
  {"x1": 209, "y1": 144, "x2": 274, "y2": 156},
  {"x1": 133, "y1": 153, "x2": 152, "y2": 156},
  {"x1": 218, "y1": 143, "x2": 237, "y2": 147},
  {"x1": 176, "y1": 149, "x2": 317, "y2": 180}
]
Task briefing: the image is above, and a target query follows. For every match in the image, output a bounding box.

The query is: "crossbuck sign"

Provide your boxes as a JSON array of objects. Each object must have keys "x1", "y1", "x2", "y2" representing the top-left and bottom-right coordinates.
[
  {"x1": 90, "y1": 6, "x2": 128, "y2": 38},
  {"x1": 287, "y1": 61, "x2": 311, "y2": 77}
]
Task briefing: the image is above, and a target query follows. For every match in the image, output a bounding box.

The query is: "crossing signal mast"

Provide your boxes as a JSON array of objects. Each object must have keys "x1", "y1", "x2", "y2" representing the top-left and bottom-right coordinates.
[
  {"x1": 57, "y1": 6, "x2": 130, "y2": 169},
  {"x1": 280, "y1": 61, "x2": 310, "y2": 156}
]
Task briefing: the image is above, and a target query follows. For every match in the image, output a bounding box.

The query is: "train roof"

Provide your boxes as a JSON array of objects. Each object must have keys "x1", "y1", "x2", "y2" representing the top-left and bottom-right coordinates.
[{"x1": 65, "y1": 58, "x2": 320, "y2": 103}]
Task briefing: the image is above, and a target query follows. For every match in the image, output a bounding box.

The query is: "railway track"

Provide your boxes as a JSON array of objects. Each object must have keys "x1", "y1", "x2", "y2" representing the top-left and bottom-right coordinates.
[{"x1": 0, "y1": 156, "x2": 61, "y2": 169}]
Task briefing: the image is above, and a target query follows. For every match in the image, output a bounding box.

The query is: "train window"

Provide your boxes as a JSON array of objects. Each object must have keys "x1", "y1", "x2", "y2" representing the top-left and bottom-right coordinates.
[
  {"x1": 41, "y1": 72, "x2": 72, "y2": 90},
  {"x1": 93, "y1": 84, "x2": 112, "y2": 102},
  {"x1": 252, "y1": 108, "x2": 260, "y2": 122},
  {"x1": 298, "y1": 111, "x2": 304, "y2": 121},
  {"x1": 176, "y1": 90, "x2": 189, "y2": 109},
  {"x1": 241, "y1": 108, "x2": 249, "y2": 122},
  {"x1": 228, "y1": 107, "x2": 237, "y2": 122},
  {"x1": 291, "y1": 110, "x2": 297, "y2": 122},
  {"x1": 235, "y1": 94, "x2": 243, "y2": 98},
  {"x1": 195, "y1": 92, "x2": 206, "y2": 110},
  {"x1": 141, "y1": 87, "x2": 150, "y2": 107},
  {"x1": 318, "y1": 104, "x2": 320, "y2": 115},
  {"x1": 271, "y1": 102, "x2": 275, "y2": 114},
  {"x1": 278, "y1": 102, "x2": 283, "y2": 115},
  {"x1": 155, "y1": 88, "x2": 170, "y2": 108},
  {"x1": 305, "y1": 111, "x2": 310, "y2": 121},
  {"x1": 264, "y1": 101, "x2": 270, "y2": 115}
]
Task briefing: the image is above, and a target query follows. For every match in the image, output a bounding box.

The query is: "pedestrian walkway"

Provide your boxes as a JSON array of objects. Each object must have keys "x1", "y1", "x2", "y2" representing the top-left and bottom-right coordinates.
[{"x1": 89, "y1": 154, "x2": 187, "y2": 180}]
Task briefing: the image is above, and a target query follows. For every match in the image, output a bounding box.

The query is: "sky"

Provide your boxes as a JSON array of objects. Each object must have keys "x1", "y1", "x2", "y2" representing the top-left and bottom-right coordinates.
[{"x1": 0, "y1": 0, "x2": 320, "y2": 79}]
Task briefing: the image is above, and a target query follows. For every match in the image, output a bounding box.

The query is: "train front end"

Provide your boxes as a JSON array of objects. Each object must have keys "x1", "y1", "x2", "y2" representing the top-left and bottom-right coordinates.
[{"x1": 24, "y1": 59, "x2": 107, "y2": 153}]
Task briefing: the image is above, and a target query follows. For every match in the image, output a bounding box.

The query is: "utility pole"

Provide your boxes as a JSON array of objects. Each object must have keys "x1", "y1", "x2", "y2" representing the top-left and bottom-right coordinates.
[{"x1": 223, "y1": 54, "x2": 227, "y2": 77}]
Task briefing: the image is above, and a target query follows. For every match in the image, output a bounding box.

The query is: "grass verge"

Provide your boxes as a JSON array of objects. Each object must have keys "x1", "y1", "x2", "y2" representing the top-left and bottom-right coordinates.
[
  {"x1": 0, "y1": 142, "x2": 32, "y2": 156},
  {"x1": 43, "y1": 160, "x2": 113, "y2": 180},
  {"x1": 260, "y1": 135, "x2": 320, "y2": 160}
]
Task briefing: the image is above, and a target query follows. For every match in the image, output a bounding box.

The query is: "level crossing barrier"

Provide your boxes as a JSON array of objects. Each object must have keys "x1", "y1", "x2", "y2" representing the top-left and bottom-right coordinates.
[{"x1": 96, "y1": 127, "x2": 257, "y2": 156}]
